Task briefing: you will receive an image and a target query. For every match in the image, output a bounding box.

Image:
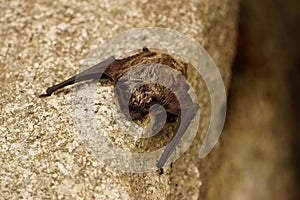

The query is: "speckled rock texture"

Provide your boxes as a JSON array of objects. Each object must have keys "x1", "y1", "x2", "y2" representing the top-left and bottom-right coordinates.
[{"x1": 0, "y1": 0, "x2": 238, "y2": 199}]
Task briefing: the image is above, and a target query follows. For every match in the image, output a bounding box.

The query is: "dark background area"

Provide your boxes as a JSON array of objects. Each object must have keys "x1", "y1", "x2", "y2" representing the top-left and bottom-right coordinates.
[{"x1": 222, "y1": 0, "x2": 300, "y2": 198}]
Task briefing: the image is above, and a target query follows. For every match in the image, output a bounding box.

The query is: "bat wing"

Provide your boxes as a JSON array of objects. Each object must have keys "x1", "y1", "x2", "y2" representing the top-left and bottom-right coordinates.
[
  {"x1": 157, "y1": 102, "x2": 199, "y2": 169},
  {"x1": 39, "y1": 56, "x2": 116, "y2": 97}
]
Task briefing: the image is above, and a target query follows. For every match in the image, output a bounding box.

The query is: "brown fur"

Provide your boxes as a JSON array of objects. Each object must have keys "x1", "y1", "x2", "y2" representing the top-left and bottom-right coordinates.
[{"x1": 40, "y1": 48, "x2": 199, "y2": 169}]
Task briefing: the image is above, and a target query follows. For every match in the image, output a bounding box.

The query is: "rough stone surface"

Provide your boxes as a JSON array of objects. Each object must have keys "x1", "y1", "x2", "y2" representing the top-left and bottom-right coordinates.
[{"x1": 0, "y1": 0, "x2": 238, "y2": 199}]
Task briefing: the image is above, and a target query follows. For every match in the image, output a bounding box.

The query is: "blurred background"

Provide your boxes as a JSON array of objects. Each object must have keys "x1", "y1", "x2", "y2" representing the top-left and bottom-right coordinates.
[{"x1": 204, "y1": 0, "x2": 300, "y2": 199}]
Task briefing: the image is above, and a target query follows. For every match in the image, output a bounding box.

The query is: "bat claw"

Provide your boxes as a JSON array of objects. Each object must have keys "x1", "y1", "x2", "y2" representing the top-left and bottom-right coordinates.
[
  {"x1": 143, "y1": 46, "x2": 149, "y2": 52},
  {"x1": 158, "y1": 168, "x2": 164, "y2": 175},
  {"x1": 39, "y1": 93, "x2": 50, "y2": 98}
]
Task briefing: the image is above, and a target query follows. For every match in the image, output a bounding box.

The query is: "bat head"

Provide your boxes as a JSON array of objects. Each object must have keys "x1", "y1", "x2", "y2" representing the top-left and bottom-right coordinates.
[{"x1": 114, "y1": 79, "x2": 150, "y2": 121}]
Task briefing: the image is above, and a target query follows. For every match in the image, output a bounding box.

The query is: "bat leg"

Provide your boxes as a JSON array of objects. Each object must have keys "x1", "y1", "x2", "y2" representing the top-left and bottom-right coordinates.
[
  {"x1": 39, "y1": 56, "x2": 115, "y2": 97},
  {"x1": 157, "y1": 102, "x2": 199, "y2": 169}
]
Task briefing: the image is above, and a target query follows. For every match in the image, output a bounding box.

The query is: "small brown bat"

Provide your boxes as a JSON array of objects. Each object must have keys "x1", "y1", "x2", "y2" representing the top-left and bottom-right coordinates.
[{"x1": 40, "y1": 47, "x2": 199, "y2": 170}]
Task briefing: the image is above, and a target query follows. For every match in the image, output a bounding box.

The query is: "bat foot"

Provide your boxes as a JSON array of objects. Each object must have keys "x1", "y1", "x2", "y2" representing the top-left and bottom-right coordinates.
[{"x1": 158, "y1": 168, "x2": 164, "y2": 175}]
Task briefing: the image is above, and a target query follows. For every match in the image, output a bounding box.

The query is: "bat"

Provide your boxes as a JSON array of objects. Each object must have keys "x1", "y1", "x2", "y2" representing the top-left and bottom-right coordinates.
[{"x1": 40, "y1": 47, "x2": 199, "y2": 171}]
